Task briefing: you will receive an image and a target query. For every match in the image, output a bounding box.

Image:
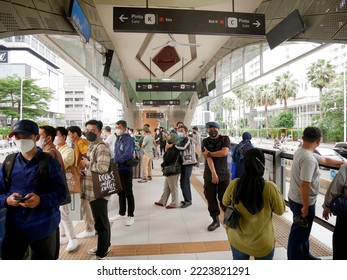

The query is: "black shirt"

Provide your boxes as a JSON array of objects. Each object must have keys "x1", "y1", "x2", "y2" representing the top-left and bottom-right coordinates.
[{"x1": 202, "y1": 135, "x2": 230, "y2": 182}]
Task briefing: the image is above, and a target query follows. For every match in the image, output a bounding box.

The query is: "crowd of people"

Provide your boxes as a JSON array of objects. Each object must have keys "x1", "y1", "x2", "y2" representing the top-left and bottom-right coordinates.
[{"x1": 0, "y1": 119, "x2": 346, "y2": 260}]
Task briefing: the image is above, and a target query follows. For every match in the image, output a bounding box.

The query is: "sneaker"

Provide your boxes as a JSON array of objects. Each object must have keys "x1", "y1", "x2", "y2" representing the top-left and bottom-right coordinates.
[
  {"x1": 109, "y1": 214, "x2": 126, "y2": 221},
  {"x1": 60, "y1": 235, "x2": 68, "y2": 245},
  {"x1": 88, "y1": 247, "x2": 111, "y2": 255},
  {"x1": 138, "y1": 178, "x2": 147, "y2": 183},
  {"x1": 125, "y1": 216, "x2": 134, "y2": 226},
  {"x1": 76, "y1": 230, "x2": 96, "y2": 239},
  {"x1": 154, "y1": 202, "x2": 164, "y2": 207},
  {"x1": 180, "y1": 202, "x2": 192, "y2": 208},
  {"x1": 147, "y1": 176, "x2": 152, "y2": 180},
  {"x1": 66, "y1": 239, "x2": 79, "y2": 252}
]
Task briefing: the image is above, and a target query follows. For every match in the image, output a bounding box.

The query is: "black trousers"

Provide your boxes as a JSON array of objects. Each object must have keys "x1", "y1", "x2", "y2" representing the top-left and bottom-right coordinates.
[
  {"x1": 118, "y1": 170, "x2": 135, "y2": 217},
  {"x1": 204, "y1": 179, "x2": 229, "y2": 218},
  {"x1": 90, "y1": 198, "x2": 111, "y2": 258},
  {"x1": 333, "y1": 214, "x2": 347, "y2": 260},
  {"x1": 1, "y1": 225, "x2": 58, "y2": 260}
]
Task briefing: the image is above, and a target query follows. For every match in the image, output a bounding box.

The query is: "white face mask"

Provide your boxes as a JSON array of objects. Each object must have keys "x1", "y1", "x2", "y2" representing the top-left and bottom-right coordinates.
[
  {"x1": 36, "y1": 137, "x2": 45, "y2": 148},
  {"x1": 115, "y1": 129, "x2": 123, "y2": 136},
  {"x1": 15, "y1": 139, "x2": 35, "y2": 154},
  {"x1": 53, "y1": 136, "x2": 61, "y2": 146}
]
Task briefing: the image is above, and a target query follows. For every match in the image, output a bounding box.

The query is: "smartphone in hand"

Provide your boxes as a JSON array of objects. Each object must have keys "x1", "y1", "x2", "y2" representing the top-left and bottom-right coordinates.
[{"x1": 14, "y1": 196, "x2": 29, "y2": 202}]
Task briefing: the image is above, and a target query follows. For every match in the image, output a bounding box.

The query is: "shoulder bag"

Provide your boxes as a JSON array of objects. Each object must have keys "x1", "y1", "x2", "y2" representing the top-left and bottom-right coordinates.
[{"x1": 162, "y1": 153, "x2": 181, "y2": 177}]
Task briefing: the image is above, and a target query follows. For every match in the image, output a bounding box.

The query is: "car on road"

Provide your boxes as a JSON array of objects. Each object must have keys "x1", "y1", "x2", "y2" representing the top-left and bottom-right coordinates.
[
  {"x1": 333, "y1": 142, "x2": 347, "y2": 159},
  {"x1": 315, "y1": 146, "x2": 347, "y2": 169}
]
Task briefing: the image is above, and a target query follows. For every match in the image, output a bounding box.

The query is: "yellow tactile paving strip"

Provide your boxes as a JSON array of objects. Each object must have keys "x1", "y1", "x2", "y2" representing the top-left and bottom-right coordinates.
[{"x1": 59, "y1": 172, "x2": 332, "y2": 259}]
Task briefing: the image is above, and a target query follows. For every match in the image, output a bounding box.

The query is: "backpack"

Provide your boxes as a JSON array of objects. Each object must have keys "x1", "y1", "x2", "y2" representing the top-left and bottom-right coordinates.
[
  {"x1": 180, "y1": 138, "x2": 197, "y2": 166},
  {"x1": 2, "y1": 152, "x2": 70, "y2": 205}
]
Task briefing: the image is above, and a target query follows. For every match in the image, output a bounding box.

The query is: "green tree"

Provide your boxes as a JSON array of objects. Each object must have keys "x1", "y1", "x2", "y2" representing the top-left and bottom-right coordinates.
[
  {"x1": 272, "y1": 71, "x2": 298, "y2": 111},
  {"x1": 0, "y1": 75, "x2": 54, "y2": 125},
  {"x1": 222, "y1": 97, "x2": 235, "y2": 130},
  {"x1": 255, "y1": 84, "x2": 275, "y2": 134},
  {"x1": 313, "y1": 74, "x2": 344, "y2": 141},
  {"x1": 307, "y1": 59, "x2": 336, "y2": 122},
  {"x1": 210, "y1": 102, "x2": 219, "y2": 119},
  {"x1": 277, "y1": 111, "x2": 295, "y2": 128}
]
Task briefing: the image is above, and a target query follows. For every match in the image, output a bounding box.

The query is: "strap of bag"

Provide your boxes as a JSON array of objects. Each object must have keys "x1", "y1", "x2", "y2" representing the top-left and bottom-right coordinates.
[{"x1": 3, "y1": 153, "x2": 18, "y2": 193}]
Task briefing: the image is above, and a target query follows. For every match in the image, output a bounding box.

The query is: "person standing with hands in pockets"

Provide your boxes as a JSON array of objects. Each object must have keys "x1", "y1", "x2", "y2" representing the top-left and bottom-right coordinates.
[{"x1": 202, "y1": 121, "x2": 231, "y2": 231}]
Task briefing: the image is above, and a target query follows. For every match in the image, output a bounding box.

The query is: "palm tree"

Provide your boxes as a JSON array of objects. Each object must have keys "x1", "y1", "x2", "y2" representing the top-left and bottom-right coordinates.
[
  {"x1": 210, "y1": 102, "x2": 219, "y2": 121},
  {"x1": 222, "y1": 97, "x2": 235, "y2": 130},
  {"x1": 234, "y1": 84, "x2": 254, "y2": 118},
  {"x1": 307, "y1": 59, "x2": 336, "y2": 122},
  {"x1": 272, "y1": 71, "x2": 298, "y2": 111},
  {"x1": 255, "y1": 84, "x2": 275, "y2": 134}
]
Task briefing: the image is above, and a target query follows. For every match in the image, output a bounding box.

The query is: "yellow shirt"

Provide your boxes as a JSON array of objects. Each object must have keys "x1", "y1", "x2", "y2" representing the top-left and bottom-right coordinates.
[
  {"x1": 222, "y1": 179, "x2": 285, "y2": 257},
  {"x1": 74, "y1": 138, "x2": 89, "y2": 167}
]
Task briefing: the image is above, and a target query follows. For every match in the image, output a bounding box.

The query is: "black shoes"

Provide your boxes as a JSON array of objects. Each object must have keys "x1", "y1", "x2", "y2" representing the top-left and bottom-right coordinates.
[
  {"x1": 180, "y1": 201, "x2": 192, "y2": 208},
  {"x1": 207, "y1": 220, "x2": 220, "y2": 231}
]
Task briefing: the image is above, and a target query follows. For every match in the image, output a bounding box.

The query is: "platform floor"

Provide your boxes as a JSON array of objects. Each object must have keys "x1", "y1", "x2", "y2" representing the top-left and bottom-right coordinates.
[{"x1": 59, "y1": 159, "x2": 333, "y2": 260}]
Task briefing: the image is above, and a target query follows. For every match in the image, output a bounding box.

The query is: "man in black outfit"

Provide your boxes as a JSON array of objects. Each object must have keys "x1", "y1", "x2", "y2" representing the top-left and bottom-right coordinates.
[{"x1": 202, "y1": 121, "x2": 230, "y2": 231}]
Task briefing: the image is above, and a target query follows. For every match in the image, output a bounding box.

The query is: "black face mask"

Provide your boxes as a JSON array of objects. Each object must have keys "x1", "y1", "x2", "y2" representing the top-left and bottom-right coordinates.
[
  {"x1": 85, "y1": 131, "x2": 97, "y2": 142},
  {"x1": 209, "y1": 130, "x2": 218, "y2": 138}
]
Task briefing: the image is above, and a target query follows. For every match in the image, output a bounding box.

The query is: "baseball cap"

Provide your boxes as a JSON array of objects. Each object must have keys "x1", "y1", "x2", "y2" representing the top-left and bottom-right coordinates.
[
  {"x1": 9, "y1": 119, "x2": 39, "y2": 138},
  {"x1": 205, "y1": 121, "x2": 220, "y2": 129}
]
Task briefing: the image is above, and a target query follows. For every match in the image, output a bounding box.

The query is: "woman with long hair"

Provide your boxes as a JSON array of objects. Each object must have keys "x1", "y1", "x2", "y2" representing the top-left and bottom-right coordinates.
[{"x1": 223, "y1": 148, "x2": 285, "y2": 260}]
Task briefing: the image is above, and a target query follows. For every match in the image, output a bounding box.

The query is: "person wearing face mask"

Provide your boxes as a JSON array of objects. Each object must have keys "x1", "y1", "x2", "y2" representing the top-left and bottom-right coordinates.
[
  {"x1": 0, "y1": 119, "x2": 67, "y2": 259},
  {"x1": 132, "y1": 129, "x2": 143, "y2": 179},
  {"x1": 55, "y1": 127, "x2": 79, "y2": 253},
  {"x1": 79, "y1": 119, "x2": 112, "y2": 260},
  {"x1": 201, "y1": 121, "x2": 231, "y2": 231},
  {"x1": 103, "y1": 126, "x2": 116, "y2": 160},
  {"x1": 67, "y1": 126, "x2": 95, "y2": 239},
  {"x1": 111, "y1": 120, "x2": 136, "y2": 226}
]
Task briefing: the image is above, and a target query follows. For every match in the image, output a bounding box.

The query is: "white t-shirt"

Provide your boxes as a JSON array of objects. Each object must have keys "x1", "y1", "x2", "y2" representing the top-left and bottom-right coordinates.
[
  {"x1": 104, "y1": 133, "x2": 117, "y2": 159},
  {"x1": 288, "y1": 148, "x2": 322, "y2": 205}
]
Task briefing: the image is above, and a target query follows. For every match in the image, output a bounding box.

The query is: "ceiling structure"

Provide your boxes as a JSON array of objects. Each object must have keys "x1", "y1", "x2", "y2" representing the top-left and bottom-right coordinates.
[{"x1": 1, "y1": 0, "x2": 347, "y2": 125}]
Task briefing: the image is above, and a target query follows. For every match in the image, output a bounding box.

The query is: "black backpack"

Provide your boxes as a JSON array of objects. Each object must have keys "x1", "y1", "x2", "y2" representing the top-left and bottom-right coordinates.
[{"x1": 2, "y1": 152, "x2": 70, "y2": 205}]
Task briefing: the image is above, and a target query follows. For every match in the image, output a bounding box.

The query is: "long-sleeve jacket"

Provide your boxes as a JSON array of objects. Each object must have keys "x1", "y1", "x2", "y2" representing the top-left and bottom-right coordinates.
[
  {"x1": 114, "y1": 133, "x2": 134, "y2": 172},
  {"x1": 222, "y1": 179, "x2": 285, "y2": 257},
  {"x1": 82, "y1": 138, "x2": 111, "y2": 201}
]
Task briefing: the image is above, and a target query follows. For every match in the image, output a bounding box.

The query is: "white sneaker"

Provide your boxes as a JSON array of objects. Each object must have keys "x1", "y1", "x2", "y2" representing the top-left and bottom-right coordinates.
[
  {"x1": 125, "y1": 216, "x2": 134, "y2": 226},
  {"x1": 66, "y1": 239, "x2": 79, "y2": 252},
  {"x1": 88, "y1": 247, "x2": 111, "y2": 255},
  {"x1": 60, "y1": 235, "x2": 68, "y2": 245},
  {"x1": 76, "y1": 230, "x2": 96, "y2": 239},
  {"x1": 109, "y1": 214, "x2": 126, "y2": 221}
]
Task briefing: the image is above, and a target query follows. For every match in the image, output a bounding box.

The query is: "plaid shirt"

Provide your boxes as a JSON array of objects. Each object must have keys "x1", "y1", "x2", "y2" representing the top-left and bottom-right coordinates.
[{"x1": 81, "y1": 138, "x2": 111, "y2": 202}]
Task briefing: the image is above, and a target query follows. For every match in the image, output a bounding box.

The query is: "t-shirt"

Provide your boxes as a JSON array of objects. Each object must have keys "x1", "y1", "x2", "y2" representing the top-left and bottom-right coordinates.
[
  {"x1": 142, "y1": 134, "x2": 154, "y2": 153},
  {"x1": 288, "y1": 148, "x2": 322, "y2": 205},
  {"x1": 104, "y1": 133, "x2": 117, "y2": 159},
  {"x1": 202, "y1": 135, "x2": 230, "y2": 182}
]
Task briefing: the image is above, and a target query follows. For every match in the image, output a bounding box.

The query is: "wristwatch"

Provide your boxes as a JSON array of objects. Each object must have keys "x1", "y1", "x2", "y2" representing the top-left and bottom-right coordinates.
[{"x1": 207, "y1": 151, "x2": 211, "y2": 157}]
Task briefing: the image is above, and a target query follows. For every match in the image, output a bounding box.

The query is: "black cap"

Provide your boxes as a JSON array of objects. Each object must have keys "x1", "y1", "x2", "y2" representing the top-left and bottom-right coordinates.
[
  {"x1": 205, "y1": 121, "x2": 220, "y2": 129},
  {"x1": 9, "y1": 119, "x2": 39, "y2": 138}
]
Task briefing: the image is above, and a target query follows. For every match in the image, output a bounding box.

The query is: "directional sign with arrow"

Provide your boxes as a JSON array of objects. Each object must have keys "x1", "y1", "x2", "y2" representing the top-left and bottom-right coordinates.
[{"x1": 114, "y1": 7, "x2": 265, "y2": 36}]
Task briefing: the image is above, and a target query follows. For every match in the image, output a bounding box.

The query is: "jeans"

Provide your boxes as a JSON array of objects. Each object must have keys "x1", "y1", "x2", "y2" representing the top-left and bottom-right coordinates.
[
  {"x1": 90, "y1": 199, "x2": 111, "y2": 258},
  {"x1": 0, "y1": 208, "x2": 6, "y2": 259},
  {"x1": 118, "y1": 170, "x2": 135, "y2": 216},
  {"x1": 180, "y1": 164, "x2": 193, "y2": 203},
  {"x1": 287, "y1": 198, "x2": 316, "y2": 260},
  {"x1": 231, "y1": 246, "x2": 274, "y2": 260}
]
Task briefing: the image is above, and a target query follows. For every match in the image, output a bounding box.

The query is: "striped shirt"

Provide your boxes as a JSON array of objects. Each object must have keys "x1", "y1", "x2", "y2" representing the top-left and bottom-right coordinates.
[
  {"x1": 81, "y1": 138, "x2": 111, "y2": 201},
  {"x1": 0, "y1": 148, "x2": 67, "y2": 242}
]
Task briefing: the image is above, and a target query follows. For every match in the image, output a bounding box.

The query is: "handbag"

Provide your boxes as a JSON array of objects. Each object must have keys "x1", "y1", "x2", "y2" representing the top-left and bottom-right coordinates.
[
  {"x1": 92, "y1": 161, "x2": 123, "y2": 199},
  {"x1": 162, "y1": 154, "x2": 181, "y2": 176},
  {"x1": 126, "y1": 156, "x2": 139, "y2": 167},
  {"x1": 65, "y1": 165, "x2": 81, "y2": 194},
  {"x1": 330, "y1": 195, "x2": 347, "y2": 216},
  {"x1": 223, "y1": 185, "x2": 240, "y2": 228},
  {"x1": 223, "y1": 206, "x2": 240, "y2": 229}
]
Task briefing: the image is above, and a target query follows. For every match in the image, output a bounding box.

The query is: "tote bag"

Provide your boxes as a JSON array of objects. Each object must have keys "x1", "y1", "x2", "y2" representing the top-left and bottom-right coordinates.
[
  {"x1": 92, "y1": 161, "x2": 122, "y2": 199},
  {"x1": 65, "y1": 165, "x2": 81, "y2": 194}
]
